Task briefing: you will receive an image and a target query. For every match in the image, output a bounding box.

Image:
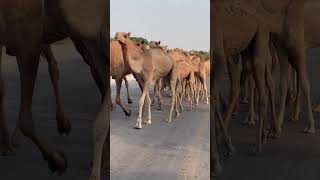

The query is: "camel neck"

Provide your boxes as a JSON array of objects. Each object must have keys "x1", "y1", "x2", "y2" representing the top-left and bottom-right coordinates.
[{"x1": 119, "y1": 40, "x2": 144, "y2": 74}]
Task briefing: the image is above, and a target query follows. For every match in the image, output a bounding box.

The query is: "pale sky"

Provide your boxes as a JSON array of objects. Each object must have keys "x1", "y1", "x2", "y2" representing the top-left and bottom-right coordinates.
[{"x1": 111, "y1": 0, "x2": 209, "y2": 51}]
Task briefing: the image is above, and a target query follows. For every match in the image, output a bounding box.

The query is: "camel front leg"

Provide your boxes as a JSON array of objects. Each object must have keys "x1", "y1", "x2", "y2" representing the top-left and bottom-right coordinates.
[
  {"x1": 143, "y1": 92, "x2": 152, "y2": 125},
  {"x1": 242, "y1": 76, "x2": 257, "y2": 125},
  {"x1": 90, "y1": 93, "x2": 109, "y2": 180},
  {"x1": 290, "y1": 46, "x2": 315, "y2": 133},
  {"x1": 135, "y1": 80, "x2": 151, "y2": 129},
  {"x1": 42, "y1": 46, "x2": 71, "y2": 136},
  {"x1": 17, "y1": 50, "x2": 67, "y2": 174},
  {"x1": 224, "y1": 55, "x2": 241, "y2": 129}
]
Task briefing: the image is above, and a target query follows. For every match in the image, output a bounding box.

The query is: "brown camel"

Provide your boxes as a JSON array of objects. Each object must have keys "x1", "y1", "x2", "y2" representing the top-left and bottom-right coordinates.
[
  {"x1": 268, "y1": 1, "x2": 320, "y2": 135},
  {"x1": 212, "y1": 0, "x2": 272, "y2": 176},
  {"x1": 1, "y1": 45, "x2": 72, "y2": 147},
  {"x1": 110, "y1": 40, "x2": 133, "y2": 116},
  {"x1": 0, "y1": 1, "x2": 109, "y2": 180},
  {"x1": 115, "y1": 32, "x2": 179, "y2": 129}
]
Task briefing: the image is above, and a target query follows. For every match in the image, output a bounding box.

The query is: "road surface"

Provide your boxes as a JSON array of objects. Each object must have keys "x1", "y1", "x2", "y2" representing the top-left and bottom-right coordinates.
[
  {"x1": 0, "y1": 40, "x2": 107, "y2": 180},
  {"x1": 110, "y1": 76, "x2": 210, "y2": 179}
]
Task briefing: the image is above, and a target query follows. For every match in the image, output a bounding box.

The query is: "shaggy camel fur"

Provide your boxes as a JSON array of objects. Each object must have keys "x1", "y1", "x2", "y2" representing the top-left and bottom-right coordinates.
[
  {"x1": 0, "y1": 1, "x2": 109, "y2": 180},
  {"x1": 115, "y1": 32, "x2": 179, "y2": 129},
  {"x1": 110, "y1": 40, "x2": 133, "y2": 116}
]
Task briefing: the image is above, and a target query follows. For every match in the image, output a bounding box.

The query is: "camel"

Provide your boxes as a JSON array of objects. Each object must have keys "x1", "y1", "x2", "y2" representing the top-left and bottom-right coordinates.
[
  {"x1": 0, "y1": 1, "x2": 109, "y2": 180},
  {"x1": 266, "y1": 1, "x2": 320, "y2": 135},
  {"x1": 260, "y1": 0, "x2": 320, "y2": 136},
  {"x1": 115, "y1": 32, "x2": 180, "y2": 129},
  {"x1": 167, "y1": 49, "x2": 197, "y2": 110},
  {"x1": 190, "y1": 52, "x2": 209, "y2": 105},
  {"x1": 212, "y1": 0, "x2": 273, "y2": 175},
  {"x1": 110, "y1": 40, "x2": 133, "y2": 116},
  {"x1": 0, "y1": 45, "x2": 72, "y2": 147}
]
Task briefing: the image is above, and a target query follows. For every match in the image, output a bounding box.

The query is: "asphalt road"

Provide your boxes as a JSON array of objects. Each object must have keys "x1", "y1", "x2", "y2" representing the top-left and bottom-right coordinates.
[
  {"x1": 110, "y1": 77, "x2": 210, "y2": 179},
  {"x1": 0, "y1": 40, "x2": 107, "y2": 180},
  {"x1": 215, "y1": 48, "x2": 320, "y2": 180}
]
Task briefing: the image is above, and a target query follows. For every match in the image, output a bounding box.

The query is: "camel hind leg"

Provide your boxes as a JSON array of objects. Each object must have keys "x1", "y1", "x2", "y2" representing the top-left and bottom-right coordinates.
[
  {"x1": 17, "y1": 49, "x2": 67, "y2": 174},
  {"x1": 115, "y1": 78, "x2": 131, "y2": 116},
  {"x1": 123, "y1": 76, "x2": 132, "y2": 104},
  {"x1": 167, "y1": 63, "x2": 179, "y2": 122}
]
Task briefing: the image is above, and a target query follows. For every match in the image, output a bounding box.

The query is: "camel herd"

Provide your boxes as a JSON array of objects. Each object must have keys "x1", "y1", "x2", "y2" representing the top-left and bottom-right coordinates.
[
  {"x1": 111, "y1": 32, "x2": 210, "y2": 129},
  {"x1": 212, "y1": 0, "x2": 320, "y2": 177}
]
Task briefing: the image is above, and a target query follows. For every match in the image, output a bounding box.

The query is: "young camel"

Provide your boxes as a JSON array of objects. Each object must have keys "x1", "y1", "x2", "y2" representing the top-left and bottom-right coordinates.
[
  {"x1": 0, "y1": 1, "x2": 109, "y2": 180},
  {"x1": 115, "y1": 32, "x2": 179, "y2": 129}
]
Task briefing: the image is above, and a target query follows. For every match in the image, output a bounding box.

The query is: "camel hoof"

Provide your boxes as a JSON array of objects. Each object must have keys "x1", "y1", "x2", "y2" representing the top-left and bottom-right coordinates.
[
  {"x1": 47, "y1": 151, "x2": 68, "y2": 175},
  {"x1": 0, "y1": 142, "x2": 15, "y2": 156},
  {"x1": 212, "y1": 161, "x2": 222, "y2": 177},
  {"x1": 248, "y1": 147, "x2": 263, "y2": 156},
  {"x1": 11, "y1": 131, "x2": 22, "y2": 148},
  {"x1": 89, "y1": 175, "x2": 98, "y2": 180},
  {"x1": 165, "y1": 118, "x2": 172, "y2": 123},
  {"x1": 135, "y1": 123, "x2": 142, "y2": 129},
  {"x1": 289, "y1": 116, "x2": 299, "y2": 123},
  {"x1": 57, "y1": 114, "x2": 72, "y2": 136},
  {"x1": 240, "y1": 98, "x2": 249, "y2": 104},
  {"x1": 125, "y1": 110, "x2": 131, "y2": 117},
  {"x1": 175, "y1": 113, "x2": 180, "y2": 118},
  {"x1": 144, "y1": 118, "x2": 152, "y2": 125},
  {"x1": 128, "y1": 99, "x2": 133, "y2": 104},
  {"x1": 304, "y1": 126, "x2": 316, "y2": 134},
  {"x1": 223, "y1": 146, "x2": 236, "y2": 158},
  {"x1": 313, "y1": 106, "x2": 320, "y2": 113}
]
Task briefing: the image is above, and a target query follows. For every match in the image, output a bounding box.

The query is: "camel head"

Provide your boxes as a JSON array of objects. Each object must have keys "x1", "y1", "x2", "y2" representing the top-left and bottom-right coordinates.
[
  {"x1": 115, "y1": 32, "x2": 131, "y2": 45},
  {"x1": 150, "y1": 40, "x2": 161, "y2": 48}
]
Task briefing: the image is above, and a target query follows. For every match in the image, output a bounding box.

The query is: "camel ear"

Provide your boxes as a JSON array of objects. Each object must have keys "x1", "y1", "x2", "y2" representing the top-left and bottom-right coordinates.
[
  {"x1": 127, "y1": 32, "x2": 131, "y2": 37},
  {"x1": 158, "y1": 41, "x2": 161, "y2": 45}
]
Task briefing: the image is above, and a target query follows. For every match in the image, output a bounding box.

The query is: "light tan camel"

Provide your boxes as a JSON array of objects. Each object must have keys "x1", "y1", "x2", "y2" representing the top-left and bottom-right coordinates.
[
  {"x1": 190, "y1": 53, "x2": 209, "y2": 105},
  {"x1": 0, "y1": 1, "x2": 109, "y2": 180},
  {"x1": 168, "y1": 49, "x2": 197, "y2": 110},
  {"x1": 115, "y1": 32, "x2": 179, "y2": 129},
  {"x1": 110, "y1": 40, "x2": 133, "y2": 116}
]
